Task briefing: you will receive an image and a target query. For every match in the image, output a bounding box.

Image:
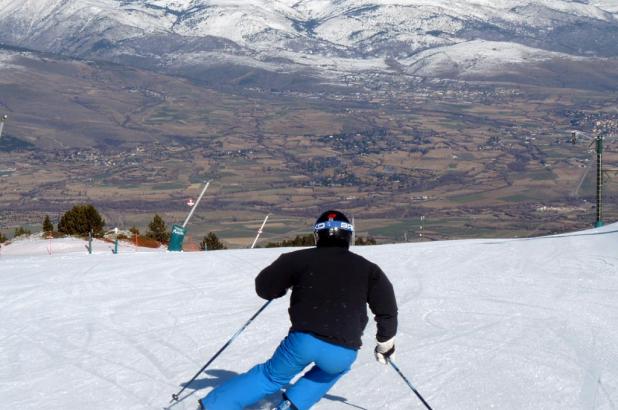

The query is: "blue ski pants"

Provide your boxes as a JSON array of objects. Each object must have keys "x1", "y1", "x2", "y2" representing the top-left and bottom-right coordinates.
[{"x1": 199, "y1": 331, "x2": 358, "y2": 410}]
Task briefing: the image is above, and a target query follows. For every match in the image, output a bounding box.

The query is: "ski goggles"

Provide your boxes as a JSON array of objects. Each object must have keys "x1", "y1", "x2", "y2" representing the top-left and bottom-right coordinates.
[{"x1": 314, "y1": 220, "x2": 354, "y2": 232}]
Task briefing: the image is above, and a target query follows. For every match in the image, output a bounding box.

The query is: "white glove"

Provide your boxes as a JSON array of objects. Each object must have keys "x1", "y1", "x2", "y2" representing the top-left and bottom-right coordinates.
[{"x1": 374, "y1": 337, "x2": 395, "y2": 365}]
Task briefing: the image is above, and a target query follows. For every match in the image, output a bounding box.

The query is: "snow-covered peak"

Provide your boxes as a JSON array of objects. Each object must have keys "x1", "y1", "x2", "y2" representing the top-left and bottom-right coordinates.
[
  {"x1": 0, "y1": 0, "x2": 616, "y2": 84},
  {"x1": 592, "y1": 0, "x2": 618, "y2": 12}
]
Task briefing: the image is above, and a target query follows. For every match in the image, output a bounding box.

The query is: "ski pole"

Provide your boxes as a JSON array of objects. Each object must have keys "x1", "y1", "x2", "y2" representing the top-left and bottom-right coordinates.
[
  {"x1": 170, "y1": 299, "x2": 272, "y2": 402},
  {"x1": 388, "y1": 359, "x2": 434, "y2": 410}
]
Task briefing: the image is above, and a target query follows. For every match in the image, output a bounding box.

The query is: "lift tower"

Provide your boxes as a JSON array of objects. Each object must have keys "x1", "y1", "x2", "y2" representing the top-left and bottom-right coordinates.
[
  {"x1": 594, "y1": 133, "x2": 604, "y2": 227},
  {"x1": 591, "y1": 120, "x2": 618, "y2": 228},
  {"x1": 0, "y1": 115, "x2": 7, "y2": 140}
]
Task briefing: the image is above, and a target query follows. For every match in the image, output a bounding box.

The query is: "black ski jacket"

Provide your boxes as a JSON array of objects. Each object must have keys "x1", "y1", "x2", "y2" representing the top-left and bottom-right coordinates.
[{"x1": 255, "y1": 246, "x2": 398, "y2": 349}]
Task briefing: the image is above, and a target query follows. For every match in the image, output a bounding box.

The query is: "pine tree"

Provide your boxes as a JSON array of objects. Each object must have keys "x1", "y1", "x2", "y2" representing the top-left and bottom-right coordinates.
[
  {"x1": 200, "y1": 232, "x2": 227, "y2": 251},
  {"x1": 147, "y1": 214, "x2": 170, "y2": 243},
  {"x1": 42, "y1": 215, "x2": 54, "y2": 234},
  {"x1": 58, "y1": 204, "x2": 105, "y2": 236}
]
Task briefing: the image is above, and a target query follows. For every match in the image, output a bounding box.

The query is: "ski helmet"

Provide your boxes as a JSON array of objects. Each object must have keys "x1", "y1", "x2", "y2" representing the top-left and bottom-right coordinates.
[{"x1": 313, "y1": 210, "x2": 354, "y2": 248}]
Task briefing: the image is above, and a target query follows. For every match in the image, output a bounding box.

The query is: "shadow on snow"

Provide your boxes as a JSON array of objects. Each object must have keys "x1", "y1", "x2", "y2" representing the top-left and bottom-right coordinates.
[{"x1": 181, "y1": 368, "x2": 368, "y2": 409}]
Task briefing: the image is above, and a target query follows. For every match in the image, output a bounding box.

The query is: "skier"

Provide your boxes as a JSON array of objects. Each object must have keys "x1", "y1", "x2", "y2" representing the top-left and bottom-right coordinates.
[{"x1": 198, "y1": 210, "x2": 398, "y2": 410}]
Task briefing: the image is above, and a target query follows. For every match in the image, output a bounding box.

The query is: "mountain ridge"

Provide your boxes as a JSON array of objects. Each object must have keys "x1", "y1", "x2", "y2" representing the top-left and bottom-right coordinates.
[{"x1": 0, "y1": 0, "x2": 617, "y2": 87}]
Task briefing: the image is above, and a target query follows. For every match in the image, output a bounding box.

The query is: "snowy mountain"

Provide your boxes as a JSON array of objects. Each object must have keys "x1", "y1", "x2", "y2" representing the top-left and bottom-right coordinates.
[
  {"x1": 1, "y1": 224, "x2": 617, "y2": 409},
  {"x1": 0, "y1": 0, "x2": 616, "y2": 84}
]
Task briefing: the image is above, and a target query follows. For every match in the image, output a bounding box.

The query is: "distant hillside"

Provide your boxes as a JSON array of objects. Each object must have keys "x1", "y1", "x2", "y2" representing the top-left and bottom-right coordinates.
[{"x1": 0, "y1": 0, "x2": 617, "y2": 88}]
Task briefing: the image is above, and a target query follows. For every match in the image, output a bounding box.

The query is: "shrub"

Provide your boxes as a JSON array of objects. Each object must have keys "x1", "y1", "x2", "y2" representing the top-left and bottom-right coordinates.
[
  {"x1": 265, "y1": 234, "x2": 315, "y2": 248},
  {"x1": 200, "y1": 232, "x2": 227, "y2": 251},
  {"x1": 355, "y1": 236, "x2": 377, "y2": 246},
  {"x1": 0, "y1": 232, "x2": 7, "y2": 243},
  {"x1": 14, "y1": 226, "x2": 32, "y2": 237},
  {"x1": 58, "y1": 204, "x2": 105, "y2": 236}
]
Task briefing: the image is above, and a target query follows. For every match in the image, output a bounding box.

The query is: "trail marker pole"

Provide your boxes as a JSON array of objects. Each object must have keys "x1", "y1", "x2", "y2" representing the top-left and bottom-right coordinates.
[
  {"x1": 250, "y1": 214, "x2": 270, "y2": 249},
  {"x1": 169, "y1": 180, "x2": 211, "y2": 252},
  {"x1": 112, "y1": 227, "x2": 119, "y2": 254},
  {"x1": 182, "y1": 180, "x2": 211, "y2": 229},
  {"x1": 0, "y1": 115, "x2": 7, "y2": 140}
]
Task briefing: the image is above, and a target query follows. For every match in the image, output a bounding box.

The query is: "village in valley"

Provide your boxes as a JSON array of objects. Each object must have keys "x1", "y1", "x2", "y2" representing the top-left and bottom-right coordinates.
[{"x1": 0, "y1": 51, "x2": 617, "y2": 245}]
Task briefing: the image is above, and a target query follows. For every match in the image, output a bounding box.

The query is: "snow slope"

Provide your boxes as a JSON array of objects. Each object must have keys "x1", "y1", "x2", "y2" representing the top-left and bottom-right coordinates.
[
  {"x1": 0, "y1": 235, "x2": 165, "y2": 257},
  {"x1": 401, "y1": 39, "x2": 585, "y2": 78},
  {"x1": 1, "y1": 224, "x2": 617, "y2": 409}
]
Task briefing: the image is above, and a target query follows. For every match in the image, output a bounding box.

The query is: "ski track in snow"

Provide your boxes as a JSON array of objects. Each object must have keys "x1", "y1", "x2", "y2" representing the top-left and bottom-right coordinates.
[{"x1": 1, "y1": 225, "x2": 617, "y2": 409}]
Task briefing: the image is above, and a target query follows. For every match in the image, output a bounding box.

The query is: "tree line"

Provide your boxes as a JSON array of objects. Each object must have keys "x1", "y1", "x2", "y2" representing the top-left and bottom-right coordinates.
[
  {"x1": 0, "y1": 204, "x2": 227, "y2": 250},
  {"x1": 1, "y1": 204, "x2": 377, "y2": 249},
  {"x1": 264, "y1": 234, "x2": 376, "y2": 247}
]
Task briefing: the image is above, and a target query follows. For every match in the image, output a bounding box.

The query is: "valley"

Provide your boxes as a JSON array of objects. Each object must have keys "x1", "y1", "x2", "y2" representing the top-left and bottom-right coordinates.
[{"x1": 1, "y1": 50, "x2": 617, "y2": 246}]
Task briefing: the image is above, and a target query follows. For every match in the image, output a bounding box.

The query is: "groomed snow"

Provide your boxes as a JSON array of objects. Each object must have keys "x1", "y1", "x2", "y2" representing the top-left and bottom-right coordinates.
[{"x1": 1, "y1": 224, "x2": 617, "y2": 409}]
